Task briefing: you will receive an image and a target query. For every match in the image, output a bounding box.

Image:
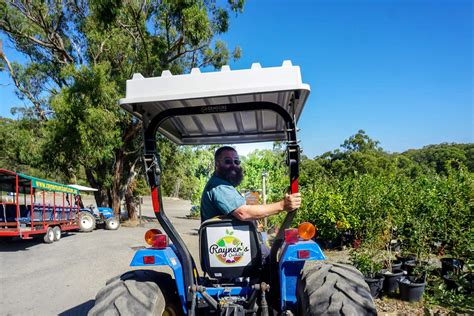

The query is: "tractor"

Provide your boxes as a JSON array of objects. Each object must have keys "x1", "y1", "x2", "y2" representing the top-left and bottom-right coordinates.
[
  {"x1": 88, "y1": 61, "x2": 376, "y2": 315},
  {"x1": 69, "y1": 185, "x2": 120, "y2": 232}
]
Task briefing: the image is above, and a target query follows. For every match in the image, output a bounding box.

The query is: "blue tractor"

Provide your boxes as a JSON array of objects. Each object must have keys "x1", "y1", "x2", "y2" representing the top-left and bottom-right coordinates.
[
  {"x1": 88, "y1": 61, "x2": 376, "y2": 315},
  {"x1": 70, "y1": 187, "x2": 120, "y2": 232}
]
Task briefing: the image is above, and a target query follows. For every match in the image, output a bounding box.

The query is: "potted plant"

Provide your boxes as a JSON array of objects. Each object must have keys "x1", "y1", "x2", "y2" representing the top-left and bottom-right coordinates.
[
  {"x1": 397, "y1": 214, "x2": 431, "y2": 302},
  {"x1": 350, "y1": 247, "x2": 384, "y2": 298},
  {"x1": 379, "y1": 218, "x2": 405, "y2": 295}
]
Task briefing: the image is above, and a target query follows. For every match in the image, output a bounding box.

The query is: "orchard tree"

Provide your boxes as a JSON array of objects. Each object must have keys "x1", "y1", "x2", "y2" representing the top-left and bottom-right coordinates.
[
  {"x1": 1, "y1": 0, "x2": 244, "y2": 215},
  {"x1": 240, "y1": 149, "x2": 287, "y2": 203}
]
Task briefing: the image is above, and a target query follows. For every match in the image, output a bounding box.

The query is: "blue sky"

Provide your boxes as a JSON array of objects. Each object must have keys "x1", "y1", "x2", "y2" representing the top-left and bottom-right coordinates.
[{"x1": 1, "y1": 0, "x2": 472, "y2": 158}]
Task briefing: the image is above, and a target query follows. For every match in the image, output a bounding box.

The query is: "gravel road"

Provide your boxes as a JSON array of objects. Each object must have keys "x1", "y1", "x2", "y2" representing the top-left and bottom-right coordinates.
[{"x1": 0, "y1": 197, "x2": 198, "y2": 316}]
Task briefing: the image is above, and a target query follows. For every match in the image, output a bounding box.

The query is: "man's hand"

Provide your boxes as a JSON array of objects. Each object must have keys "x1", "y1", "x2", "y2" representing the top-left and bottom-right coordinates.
[
  {"x1": 282, "y1": 192, "x2": 302, "y2": 212},
  {"x1": 234, "y1": 192, "x2": 302, "y2": 221}
]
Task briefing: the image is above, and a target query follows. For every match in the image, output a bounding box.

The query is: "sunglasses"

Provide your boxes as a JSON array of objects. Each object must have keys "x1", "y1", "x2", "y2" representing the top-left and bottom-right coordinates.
[{"x1": 220, "y1": 159, "x2": 241, "y2": 166}]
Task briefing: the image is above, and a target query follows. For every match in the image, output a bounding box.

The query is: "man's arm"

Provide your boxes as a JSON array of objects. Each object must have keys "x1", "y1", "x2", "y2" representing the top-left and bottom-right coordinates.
[{"x1": 232, "y1": 193, "x2": 301, "y2": 221}]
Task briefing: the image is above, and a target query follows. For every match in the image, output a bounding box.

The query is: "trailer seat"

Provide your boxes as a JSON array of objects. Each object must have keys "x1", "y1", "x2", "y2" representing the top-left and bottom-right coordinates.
[
  {"x1": 5, "y1": 205, "x2": 17, "y2": 222},
  {"x1": 33, "y1": 204, "x2": 50, "y2": 221},
  {"x1": 16, "y1": 205, "x2": 31, "y2": 223},
  {"x1": 19, "y1": 205, "x2": 30, "y2": 217},
  {"x1": 199, "y1": 216, "x2": 262, "y2": 279},
  {"x1": 55, "y1": 206, "x2": 64, "y2": 220}
]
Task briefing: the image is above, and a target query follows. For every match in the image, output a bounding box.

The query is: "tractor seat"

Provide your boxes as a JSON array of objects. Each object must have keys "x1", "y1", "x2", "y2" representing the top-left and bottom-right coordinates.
[{"x1": 199, "y1": 216, "x2": 262, "y2": 279}]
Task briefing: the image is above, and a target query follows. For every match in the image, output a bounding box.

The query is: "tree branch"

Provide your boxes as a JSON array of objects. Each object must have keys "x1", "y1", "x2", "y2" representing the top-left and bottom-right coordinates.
[
  {"x1": 130, "y1": 4, "x2": 150, "y2": 71},
  {"x1": 123, "y1": 121, "x2": 142, "y2": 144},
  {"x1": 0, "y1": 46, "x2": 47, "y2": 121},
  {"x1": 167, "y1": 44, "x2": 207, "y2": 64},
  {"x1": 6, "y1": 1, "x2": 74, "y2": 64}
]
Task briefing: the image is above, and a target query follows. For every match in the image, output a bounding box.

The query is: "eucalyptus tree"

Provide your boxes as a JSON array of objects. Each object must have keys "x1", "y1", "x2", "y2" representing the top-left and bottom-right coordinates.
[{"x1": 1, "y1": 0, "x2": 244, "y2": 214}]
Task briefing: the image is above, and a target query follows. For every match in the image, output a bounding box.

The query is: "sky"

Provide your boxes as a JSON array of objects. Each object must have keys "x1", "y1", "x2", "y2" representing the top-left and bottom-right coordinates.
[{"x1": 1, "y1": 0, "x2": 472, "y2": 158}]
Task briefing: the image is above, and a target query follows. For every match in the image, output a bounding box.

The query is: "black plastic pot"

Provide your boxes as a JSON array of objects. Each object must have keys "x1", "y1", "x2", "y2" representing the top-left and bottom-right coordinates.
[
  {"x1": 390, "y1": 260, "x2": 402, "y2": 272},
  {"x1": 442, "y1": 275, "x2": 458, "y2": 291},
  {"x1": 398, "y1": 278, "x2": 426, "y2": 302},
  {"x1": 404, "y1": 260, "x2": 429, "y2": 276},
  {"x1": 365, "y1": 274, "x2": 385, "y2": 298},
  {"x1": 402, "y1": 260, "x2": 416, "y2": 274},
  {"x1": 441, "y1": 257, "x2": 464, "y2": 276},
  {"x1": 404, "y1": 260, "x2": 416, "y2": 275},
  {"x1": 396, "y1": 254, "x2": 417, "y2": 265},
  {"x1": 383, "y1": 269, "x2": 405, "y2": 294},
  {"x1": 442, "y1": 273, "x2": 474, "y2": 294}
]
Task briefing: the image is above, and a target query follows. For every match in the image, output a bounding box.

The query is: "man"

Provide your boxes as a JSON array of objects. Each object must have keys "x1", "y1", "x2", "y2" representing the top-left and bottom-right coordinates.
[{"x1": 200, "y1": 146, "x2": 301, "y2": 222}]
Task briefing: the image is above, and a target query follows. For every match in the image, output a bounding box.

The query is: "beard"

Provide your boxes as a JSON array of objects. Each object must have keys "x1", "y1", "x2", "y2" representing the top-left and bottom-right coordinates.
[{"x1": 217, "y1": 166, "x2": 244, "y2": 187}]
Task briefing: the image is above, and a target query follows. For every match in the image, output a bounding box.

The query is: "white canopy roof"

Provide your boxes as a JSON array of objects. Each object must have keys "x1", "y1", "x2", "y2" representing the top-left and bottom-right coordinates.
[
  {"x1": 119, "y1": 60, "x2": 311, "y2": 145},
  {"x1": 68, "y1": 184, "x2": 98, "y2": 192}
]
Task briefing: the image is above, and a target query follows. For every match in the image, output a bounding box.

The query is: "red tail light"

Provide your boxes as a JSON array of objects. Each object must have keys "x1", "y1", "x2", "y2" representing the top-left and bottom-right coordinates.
[
  {"x1": 152, "y1": 234, "x2": 168, "y2": 249},
  {"x1": 143, "y1": 255, "x2": 155, "y2": 264},
  {"x1": 297, "y1": 250, "x2": 310, "y2": 259},
  {"x1": 284, "y1": 228, "x2": 299, "y2": 244}
]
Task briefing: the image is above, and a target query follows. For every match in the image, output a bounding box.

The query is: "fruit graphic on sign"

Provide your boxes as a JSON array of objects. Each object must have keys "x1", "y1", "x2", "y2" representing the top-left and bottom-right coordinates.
[{"x1": 209, "y1": 229, "x2": 250, "y2": 264}]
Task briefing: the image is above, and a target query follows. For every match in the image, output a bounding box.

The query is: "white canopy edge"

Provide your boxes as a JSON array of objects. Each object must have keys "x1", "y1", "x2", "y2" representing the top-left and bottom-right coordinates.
[
  {"x1": 118, "y1": 60, "x2": 311, "y2": 145},
  {"x1": 68, "y1": 184, "x2": 98, "y2": 192},
  {"x1": 119, "y1": 60, "x2": 310, "y2": 116}
]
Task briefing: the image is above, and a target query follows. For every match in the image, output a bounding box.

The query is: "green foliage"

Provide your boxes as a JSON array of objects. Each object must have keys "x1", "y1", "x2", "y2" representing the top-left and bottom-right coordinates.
[
  {"x1": 350, "y1": 247, "x2": 384, "y2": 278},
  {"x1": 1, "y1": 0, "x2": 245, "y2": 210},
  {"x1": 157, "y1": 136, "x2": 214, "y2": 201},
  {"x1": 404, "y1": 143, "x2": 474, "y2": 174},
  {"x1": 240, "y1": 149, "x2": 287, "y2": 197},
  {"x1": 0, "y1": 117, "x2": 43, "y2": 171},
  {"x1": 425, "y1": 260, "x2": 474, "y2": 313}
]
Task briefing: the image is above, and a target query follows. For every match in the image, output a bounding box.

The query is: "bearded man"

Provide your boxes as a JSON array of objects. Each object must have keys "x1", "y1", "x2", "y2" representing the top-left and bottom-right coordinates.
[{"x1": 200, "y1": 146, "x2": 301, "y2": 222}]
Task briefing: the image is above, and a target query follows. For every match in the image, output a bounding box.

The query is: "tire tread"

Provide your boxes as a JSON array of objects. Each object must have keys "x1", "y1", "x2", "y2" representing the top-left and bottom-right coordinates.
[
  {"x1": 298, "y1": 261, "x2": 377, "y2": 316},
  {"x1": 88, "y1": 270, "x2": 165, "y2": 316}
]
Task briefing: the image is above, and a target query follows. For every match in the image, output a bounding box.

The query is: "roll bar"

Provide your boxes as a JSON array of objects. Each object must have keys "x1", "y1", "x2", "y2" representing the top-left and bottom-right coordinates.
[{"x1": 142, "y1": 100, "x2": 300, "y2": 313}]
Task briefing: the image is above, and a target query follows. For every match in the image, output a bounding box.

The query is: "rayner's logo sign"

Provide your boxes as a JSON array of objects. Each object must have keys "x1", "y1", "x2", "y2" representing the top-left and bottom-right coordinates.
[{"x1": 209, "y1": 229, "x2": 250, "y2": 264}]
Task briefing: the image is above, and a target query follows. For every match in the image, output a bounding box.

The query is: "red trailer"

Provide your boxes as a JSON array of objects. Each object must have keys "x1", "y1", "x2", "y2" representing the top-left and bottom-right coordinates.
[{"x1": 0, "y1": 168, "x2": 82, "y2": 242}]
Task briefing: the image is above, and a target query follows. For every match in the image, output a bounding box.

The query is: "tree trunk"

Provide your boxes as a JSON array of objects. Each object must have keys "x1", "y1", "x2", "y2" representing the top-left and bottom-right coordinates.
[
  {"x1": 111, "y1": 122, "x2": 142, "y2": 215},
  {"x1": 85, "y1": 168, "x2": 108, "y2": 206},
  {"x1": 125, "y1": 184, "x2": 137, "y2": 222},
  {"x1": 124, "y1": 159, "x2": 140, "y2": 221},
  {"x1": 173, "y1": 178, "x2": 181, "y2": 197},
  {"x1": 111, "y1": 149, "x2": 125, "y2": 216}
]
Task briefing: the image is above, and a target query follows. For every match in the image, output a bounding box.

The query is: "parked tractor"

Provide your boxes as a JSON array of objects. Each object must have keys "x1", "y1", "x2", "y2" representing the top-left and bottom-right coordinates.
[
  {"x1": 69, "y1": 186, "x2": 120, "y2": 232},
  {"x1": 88, "y1": 61, "x2": 376, "y2": 315}
]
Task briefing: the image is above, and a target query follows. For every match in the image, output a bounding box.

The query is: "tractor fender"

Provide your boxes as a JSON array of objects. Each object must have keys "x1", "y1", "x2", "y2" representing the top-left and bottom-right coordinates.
[
  {"x1": 279, "y1": 240, "x2": 326, "y2": 312},
  {"x1": 130, "y1": 246, "x2": 186, "y2": 313},
  {"x1": 97, "y1": 207, "x2": 114, "y2": 219}
]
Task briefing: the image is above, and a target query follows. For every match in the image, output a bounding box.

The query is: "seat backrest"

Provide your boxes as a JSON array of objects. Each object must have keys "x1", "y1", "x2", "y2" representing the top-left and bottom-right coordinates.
[
  {"x1": 19, "y1": 205, "x2": 30, "y2": 218},
  {"x1": 5, "y1": 205, "x2": 17, "y2": 220},
  {"x1": 199, "y1": 216, "x2": 262, "y2": 279}
]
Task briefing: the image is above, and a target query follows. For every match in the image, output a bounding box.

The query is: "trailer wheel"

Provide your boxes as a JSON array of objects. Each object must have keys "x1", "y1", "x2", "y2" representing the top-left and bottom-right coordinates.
[
  {"x1": 88, "y1": 270, "x2": 183, "y2": 316},
  {"x1": 43, "y1": 227, "x2": 55, "y2": 243},
  {"x1": 79, "y1": 211, "x2": 96, "y2": 232},
  {"x1": 297, "y1": 261, "x2": 377, "y2": 315},
  {"x1": 105, "y1": 217, "x2": 120, "y2": 230},
  {"x1": 53, "y1": 226, "x2": 61, "y2": 241}
]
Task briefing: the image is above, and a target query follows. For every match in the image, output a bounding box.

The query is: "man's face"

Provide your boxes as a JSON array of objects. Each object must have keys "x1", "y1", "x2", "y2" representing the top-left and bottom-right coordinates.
[{"x1": 215, "y1": 149, "x2": 243, "y2": 186}]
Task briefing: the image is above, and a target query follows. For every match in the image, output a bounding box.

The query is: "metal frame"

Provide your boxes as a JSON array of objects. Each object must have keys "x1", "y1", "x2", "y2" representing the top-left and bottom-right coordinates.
[
  {"x1": 0, "y1": 169, "x2": 81, "y2": 238},
  {"x1": 142, "y1": 98, "x2": 301, "y2": 313}
]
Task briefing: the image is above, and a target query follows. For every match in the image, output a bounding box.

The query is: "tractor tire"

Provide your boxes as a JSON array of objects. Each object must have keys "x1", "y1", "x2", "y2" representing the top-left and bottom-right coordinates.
[
  {"x1": 52, "y1": 226, "x2": 61, "y2": 241},
  {"x1": 79, "y1": 211, "x2": 96, "y2": 232},
  {"x1": 105, "y1": 217, "x2": 120, "y2": 230},
  {"x1": 88, "y1": 270, "x2": 183, "y2": 316},
  {"x1": 43, "y1": 227, "x2": 54, "y2": 243},
  {"x1": 297, "y1": 261, "x2": 377, "y2": 315}
]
